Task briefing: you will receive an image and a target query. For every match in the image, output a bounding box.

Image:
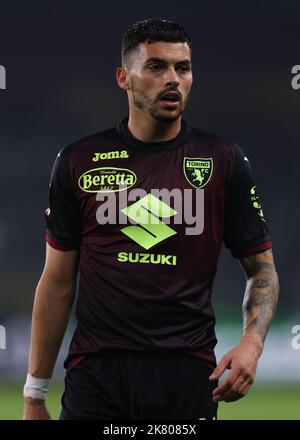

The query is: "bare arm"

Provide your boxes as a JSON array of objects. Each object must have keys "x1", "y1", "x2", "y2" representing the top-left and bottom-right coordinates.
[
  {"x1": 241, "y1": 248, "x2": 279, "y2": 348},
  {"x1": 210, "y1": 248, "x2": 279, "y2": 402},
  {"x1": 23, "y1": 244, "x2": 78, "y2": 419}
]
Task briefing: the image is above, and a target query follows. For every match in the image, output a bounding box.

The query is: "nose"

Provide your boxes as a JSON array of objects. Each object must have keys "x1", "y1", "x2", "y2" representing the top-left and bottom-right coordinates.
[{"x1": 165, "y1": 66, "x2": 179, "y2": 87}]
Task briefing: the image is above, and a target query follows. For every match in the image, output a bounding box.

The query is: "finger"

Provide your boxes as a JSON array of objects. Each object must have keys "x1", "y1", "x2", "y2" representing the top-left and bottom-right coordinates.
[
  {"x1": 212, "y1": 369, "x2": 242, "y2": 401},
  {"x1": 209, "y1": 356, "x2": 230, "y2": 381},
  {"x1": 214, "y1": 364, "x2": 255, "y2": 402},
  {"x1": 219, "y1": 379, "x2": 252, "y2": 403},
  {"x1": 230, "y1": 381, "x2": 252, "y2": 401},
  {"x1": 221, "y1": 384, "x2": 251, "y2": 402}
]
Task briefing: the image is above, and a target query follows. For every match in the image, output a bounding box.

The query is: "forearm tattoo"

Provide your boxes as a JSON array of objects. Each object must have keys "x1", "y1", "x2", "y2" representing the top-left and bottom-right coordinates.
[{"x1": 241, "y1": 251, "x2": 279, "y2": 343}]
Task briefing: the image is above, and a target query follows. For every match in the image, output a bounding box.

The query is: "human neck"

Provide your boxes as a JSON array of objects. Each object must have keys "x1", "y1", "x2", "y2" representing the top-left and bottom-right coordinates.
[{"x1": 127, "y1": 113, "x2": 182, "y2": 143}]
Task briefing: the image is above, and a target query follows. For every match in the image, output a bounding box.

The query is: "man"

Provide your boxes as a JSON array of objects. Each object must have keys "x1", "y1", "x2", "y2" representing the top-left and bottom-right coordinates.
[{"x1": 23, "y1": 19, "x2": 279, "y2": 420}]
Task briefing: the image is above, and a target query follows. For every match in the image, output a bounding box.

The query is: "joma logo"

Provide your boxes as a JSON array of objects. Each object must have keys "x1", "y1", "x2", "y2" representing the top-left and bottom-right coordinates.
[{"x1": 92, "y1": 150, "x2": 129, "y2": 161}]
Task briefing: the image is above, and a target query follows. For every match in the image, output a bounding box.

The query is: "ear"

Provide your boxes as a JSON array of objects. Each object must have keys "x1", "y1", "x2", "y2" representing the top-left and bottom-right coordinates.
[{"x1": 116, "y1": 67, "x2": 130, "y2": 91}]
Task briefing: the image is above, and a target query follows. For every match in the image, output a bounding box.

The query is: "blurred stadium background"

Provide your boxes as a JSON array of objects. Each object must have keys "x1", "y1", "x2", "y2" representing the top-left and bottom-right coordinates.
[{"x1": 0, "y1": 1, "x2": 299, "y2": 419}]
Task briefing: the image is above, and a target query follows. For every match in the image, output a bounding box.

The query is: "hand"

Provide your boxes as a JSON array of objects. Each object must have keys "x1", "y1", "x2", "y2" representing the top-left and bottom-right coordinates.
[
  {"x1": 209, "y1": 336, "x2": 263, "y2": 403},
  {"x1": 23, "y1": 397, "x2": 52, "y2": 420}
]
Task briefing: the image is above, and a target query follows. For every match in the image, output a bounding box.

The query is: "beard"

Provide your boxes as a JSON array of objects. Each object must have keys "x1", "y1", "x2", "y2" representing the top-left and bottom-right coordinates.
[{"x1": 130, "y1": 82, "x2": 189, "y2": 123}]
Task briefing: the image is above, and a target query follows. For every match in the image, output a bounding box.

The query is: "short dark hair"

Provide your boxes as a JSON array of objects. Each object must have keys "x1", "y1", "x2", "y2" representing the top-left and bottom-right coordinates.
[{"x1": 122, "y1": 18, "x2": 192, "y2": 66}]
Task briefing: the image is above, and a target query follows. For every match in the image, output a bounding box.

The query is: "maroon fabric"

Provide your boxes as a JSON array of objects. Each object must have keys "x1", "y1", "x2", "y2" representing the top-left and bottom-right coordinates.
[
  {"x1": 45, "y1": 118, "x2": 272, "y2": 370},
  {"x1": 46, "y1": 233, "x2": 77, "y2": 251},
  {"x1": 236, "y1": 241, "x2": 272, "y2": 257}
]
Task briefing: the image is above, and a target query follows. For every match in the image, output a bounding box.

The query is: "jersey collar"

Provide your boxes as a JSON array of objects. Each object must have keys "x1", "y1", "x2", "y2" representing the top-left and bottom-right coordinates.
[{"x1": 117, "y1": 116, "x2": 190, "y2": 153}]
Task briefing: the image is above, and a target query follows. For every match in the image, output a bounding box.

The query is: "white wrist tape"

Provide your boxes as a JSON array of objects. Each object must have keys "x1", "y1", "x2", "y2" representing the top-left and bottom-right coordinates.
[{"x1": 23, "y1": 373, "x2": 50, "y2": 400}]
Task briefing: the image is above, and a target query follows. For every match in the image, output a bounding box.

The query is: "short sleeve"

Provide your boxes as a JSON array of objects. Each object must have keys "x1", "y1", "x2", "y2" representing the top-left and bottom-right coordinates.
[
  {"x1": 223, "y1": 144, "x2": 272, "y2": 258},
  {"x1": 45, "y1": 147, "x2": 81, "y2": 251}
]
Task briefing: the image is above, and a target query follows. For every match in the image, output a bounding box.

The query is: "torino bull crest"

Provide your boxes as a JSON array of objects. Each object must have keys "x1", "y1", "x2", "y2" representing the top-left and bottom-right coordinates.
[{"x1": 183, "y1": 157, "x2": 213, "y2": 189}]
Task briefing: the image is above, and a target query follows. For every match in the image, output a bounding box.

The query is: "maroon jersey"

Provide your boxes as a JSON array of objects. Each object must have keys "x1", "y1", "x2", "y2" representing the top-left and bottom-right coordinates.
[{"x1": 45, "y1": 117, "x2": 272, "y2": 369}]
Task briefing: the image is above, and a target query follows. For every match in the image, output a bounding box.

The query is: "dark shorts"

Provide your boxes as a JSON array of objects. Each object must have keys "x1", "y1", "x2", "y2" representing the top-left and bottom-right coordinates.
[{"x1": 60, "y1": 350, "x2": 218, "y2": 420}]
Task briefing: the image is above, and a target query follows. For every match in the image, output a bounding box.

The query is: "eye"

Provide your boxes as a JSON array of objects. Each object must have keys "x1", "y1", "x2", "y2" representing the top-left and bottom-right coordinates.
[
  {"x1": 177, "y1": 65, "x2": 191, "y2": 72},
  {"x1": 148, "y1": 64, "x2": 162, "y2": 72}
]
